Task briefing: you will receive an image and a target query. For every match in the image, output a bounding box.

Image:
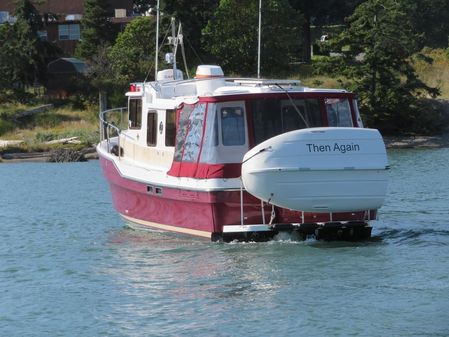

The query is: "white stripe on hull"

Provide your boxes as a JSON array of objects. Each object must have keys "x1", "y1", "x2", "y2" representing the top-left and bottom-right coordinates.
[{"x1": 121, "y1": 214, "x2": 212, "y2": 239}]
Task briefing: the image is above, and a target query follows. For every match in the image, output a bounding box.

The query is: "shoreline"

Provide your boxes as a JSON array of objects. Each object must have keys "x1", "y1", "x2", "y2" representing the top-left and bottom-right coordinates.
[
  {"x1": 383, "y1": 130, "x2": 449, "y2": 149},
  {"x1": 1, "y1": 132, "x2": 449, "y2": 163}
]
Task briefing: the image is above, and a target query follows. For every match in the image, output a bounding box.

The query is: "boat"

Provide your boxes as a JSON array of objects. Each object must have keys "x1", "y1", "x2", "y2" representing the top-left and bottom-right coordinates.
[
  {"x1": 97, "y1": 62, "x2": 389, "y2": 242},
  {"x1": 97, "y1": 13, "x2": 388, "y2": 242}
]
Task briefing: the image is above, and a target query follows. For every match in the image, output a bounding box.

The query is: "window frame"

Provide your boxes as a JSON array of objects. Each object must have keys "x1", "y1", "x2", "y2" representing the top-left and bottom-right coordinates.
[
  {"x1": 128, "y1": 98, "x2": 142, "y2": 130},
  {"x1": 58, "y1": 23, "x2": 80, "y2": 41},
  {"x1": 165, "y1": 109, "x2": 176, "y2": 147},
  {"x1": 146, "y1": 111, "x2": 158, "y2": 147}
]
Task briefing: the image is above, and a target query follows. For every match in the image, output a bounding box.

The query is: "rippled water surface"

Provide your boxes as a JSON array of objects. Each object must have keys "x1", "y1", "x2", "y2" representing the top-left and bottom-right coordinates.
[{"x1": 1, "y1": 149, "x2": 449, "y2": 336}]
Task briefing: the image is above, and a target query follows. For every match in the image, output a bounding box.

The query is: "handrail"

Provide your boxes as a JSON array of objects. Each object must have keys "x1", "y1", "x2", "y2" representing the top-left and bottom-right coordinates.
[{"x1": 99, "y1": 107, "x2": 127, "y2": 155}]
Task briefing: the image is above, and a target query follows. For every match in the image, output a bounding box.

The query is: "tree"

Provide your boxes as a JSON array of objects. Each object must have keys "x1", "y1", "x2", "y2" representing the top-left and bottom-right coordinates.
[
  {"x1": 202, "y1": 0, "x2": 301, "y2": 76},
  {"x1": 289, "y1": 0, "x2": 363, "y2": 63},
  {"x1": 108, "y1": 16, "x2": 157, "y2": 84},
  {"x1": 0, "y1": 0, "x2": 60, "y2": 97},
  {"x1": 325, "y1": 0, "x2": 439, "y2": 134},
  {"x1": 76, "y1": 0, "x2": 115, "y2": 60},
  {"x1": 404, "y1": 0, "x2": 449, "y2": 48},
  {"x1": 133, "y1": 0, "x2": 157, "y2": 14},
  {"x1": 163, "y1": 0, "x2": 219, "y2": 64},
  {"x1": 76, "y1": 0, "x2": 118, "y2": 109}
]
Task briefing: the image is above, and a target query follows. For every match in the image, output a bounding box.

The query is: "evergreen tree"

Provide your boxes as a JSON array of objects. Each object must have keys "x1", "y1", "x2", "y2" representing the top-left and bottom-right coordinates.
[
  {"x1": 203, "y1": 0, "x2": 301, "y2": 76},
  {"x1": 0, "y1": 0, "x2": 60, "y2": 96},
  {"x1": 404, "y1": 0, "x2": 449, "y2": 49},
  {"x1": 289, "y1": 0, "x2": 363, "y2": 63},
  {"x1": 164, "y1": 0, "x2": 219, "y2": 64},
  {"x1": 76, "y1": 0, "x2": 115, "y2": 60},
  {"x1": 325, "y1": 0, "x2": 439, "y2": 134},
  {"x1": 108, "y1": 16, "x2": 157, "y2": 83}
]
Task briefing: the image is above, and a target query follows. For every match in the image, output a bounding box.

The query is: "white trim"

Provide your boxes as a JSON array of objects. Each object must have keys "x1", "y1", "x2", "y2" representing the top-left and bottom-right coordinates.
[
  {"x1": 97, "y1": 141, "x2": 242, "y2": 192},
  {"x1": 122, "y1": 214, "x2": 212, "y2": 239},
  {"x1": 223, "y1": 224, "x2": 273, "y2": 233}
]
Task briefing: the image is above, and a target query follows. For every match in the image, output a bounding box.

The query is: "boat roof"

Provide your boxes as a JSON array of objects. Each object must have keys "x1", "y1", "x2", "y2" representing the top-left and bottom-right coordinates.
[
  {"x1": 125, "y1": 72, "x2": 350, "y2": 106},
  {"x1": 125, "y1": 65, "x2": 350, "y2": 102}
]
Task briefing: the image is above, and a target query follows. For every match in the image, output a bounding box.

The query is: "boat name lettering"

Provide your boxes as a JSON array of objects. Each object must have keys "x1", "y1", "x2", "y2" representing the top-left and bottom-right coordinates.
[{"x1": 306, "y1": 143, "x2": 360, "y2": 154}]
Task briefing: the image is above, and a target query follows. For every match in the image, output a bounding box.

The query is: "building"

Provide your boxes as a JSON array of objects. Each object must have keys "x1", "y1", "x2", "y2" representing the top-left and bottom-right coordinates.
[{"x1": 0, "y1": 0, "x2": 134, "y2": 55}]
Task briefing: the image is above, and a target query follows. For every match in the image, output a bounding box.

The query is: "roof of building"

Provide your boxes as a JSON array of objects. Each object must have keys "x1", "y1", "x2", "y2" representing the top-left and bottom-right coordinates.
[{"x1": 47, "y1": 58, "x2": 87, "y2": 74}]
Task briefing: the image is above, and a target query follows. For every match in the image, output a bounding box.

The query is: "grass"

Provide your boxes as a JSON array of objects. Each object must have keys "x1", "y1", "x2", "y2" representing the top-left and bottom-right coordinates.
[
  {"x1": 413, "y1": 48, "x2": 449, "y2": 99},
  {"x1": 293, "y1": 48, "x2": 449, "y2": 99},
  {"x1": 0, "y1": 104, "x2": 99, "y2": 153}
]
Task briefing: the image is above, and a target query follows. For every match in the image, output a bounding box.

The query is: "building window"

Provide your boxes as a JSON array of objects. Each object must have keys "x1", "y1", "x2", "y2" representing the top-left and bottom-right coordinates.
[
  {"x1": 37, "y1": 30, "x2": 48, "y2": 40},
  {"x1": 58, "y1": 24, "x2": 80, "y2": 41},
  {"x1": 147, "y1": 112, "x2": 157, "y2": 146},
  {"x1": 128, "y1": 99, "x2": 142, "y2": 129}
]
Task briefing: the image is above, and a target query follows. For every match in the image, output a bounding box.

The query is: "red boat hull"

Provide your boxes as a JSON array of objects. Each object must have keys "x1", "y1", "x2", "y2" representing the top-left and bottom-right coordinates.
[{"x1": 100, "y1": 156, "x2": 376, "y2": 239}]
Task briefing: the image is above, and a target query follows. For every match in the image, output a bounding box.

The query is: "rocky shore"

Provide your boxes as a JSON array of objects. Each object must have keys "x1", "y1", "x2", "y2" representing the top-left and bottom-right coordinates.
[
  {"x1": 0, "y1": 146, "x2": 98, "y2": 163},
  {"x1": 383, "y1": 130, "x2": 449, "y2": 149}
]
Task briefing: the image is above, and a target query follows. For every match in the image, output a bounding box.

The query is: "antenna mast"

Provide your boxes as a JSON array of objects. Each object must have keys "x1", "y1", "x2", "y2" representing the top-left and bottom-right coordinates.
[
  {"x1": 154, "y1": 0, "x2": 160, "y2": 79},
  {"x1": 257, "y1": 0, "x2": 262, "y2": 78}
]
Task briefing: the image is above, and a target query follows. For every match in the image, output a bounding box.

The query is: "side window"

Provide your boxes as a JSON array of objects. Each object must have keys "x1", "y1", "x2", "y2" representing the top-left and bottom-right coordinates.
[
  {"x1": 221, "y1": 106, "x2": 245, "y2": 146},
  {"x1": 129, "y1": 99, "x2": 142, "y2": 129},
  {"x1": 165, "y1": 109, "x2": 176, "y2": 147},
  {"x1": 147, "y1": 111, "x2": 157, "y2": 146},
  {"x1": 325, "y1": 98, "x2": 353, "y2": 127}
]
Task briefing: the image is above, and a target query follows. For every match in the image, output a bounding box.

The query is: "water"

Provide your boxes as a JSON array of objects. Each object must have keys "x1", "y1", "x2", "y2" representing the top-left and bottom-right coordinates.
[{"x1": 1, "y1": 149, "x2": 449, "y2": 337}]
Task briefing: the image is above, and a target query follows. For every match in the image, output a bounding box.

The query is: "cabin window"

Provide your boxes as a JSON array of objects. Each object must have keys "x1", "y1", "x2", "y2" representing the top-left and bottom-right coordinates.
[
  {"x1": 325, "y1": 98, "x2": 353, "y2": 127},
  {"x1": 252, "y1": 98, "x2": 321, "y2": 145},
  {"x1": 129, "y1": 99, "x2": 142, "y2": 129},
  {"x1": 174, "y1": 103, "x2": 206, "y2": 162},
  {"x1": 165, "y1": 109, "x2": 176, "y2": 147},
  {"x1": 221, "y1": 106, "x2": 245, "y2": 146},
  {"x1": 147, "y1": 111, "x2": 157, "y2": 146}
]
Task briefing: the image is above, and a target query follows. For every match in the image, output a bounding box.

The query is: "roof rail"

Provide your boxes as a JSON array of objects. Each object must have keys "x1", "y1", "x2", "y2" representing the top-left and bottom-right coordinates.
[{"x1": 229, "y1": 78, "x2": 302, "y2": 87}]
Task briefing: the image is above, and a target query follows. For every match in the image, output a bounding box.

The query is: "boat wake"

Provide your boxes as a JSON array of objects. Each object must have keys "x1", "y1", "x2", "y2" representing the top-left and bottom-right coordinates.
[{"x1": 375, "y1": 226, "x2": 449, "y2": 245}]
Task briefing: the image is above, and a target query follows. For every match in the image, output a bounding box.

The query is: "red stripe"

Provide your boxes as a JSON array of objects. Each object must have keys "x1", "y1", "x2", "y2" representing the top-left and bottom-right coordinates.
[{"x1": 168, "y1": 162, "x2": 241, "y2": 179}]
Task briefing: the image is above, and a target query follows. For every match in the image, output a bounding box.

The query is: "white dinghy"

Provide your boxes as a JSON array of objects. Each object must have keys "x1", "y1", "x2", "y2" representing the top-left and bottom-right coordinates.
[{"x1": 241, "y1": 127, "x2": 389, "y2": 213}]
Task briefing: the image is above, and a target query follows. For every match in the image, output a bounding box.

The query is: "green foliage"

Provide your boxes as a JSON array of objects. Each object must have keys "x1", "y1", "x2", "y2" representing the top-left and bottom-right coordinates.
[
  {"x1": 108, "y1": 16, "x2": 156, "y2": 83},
  {"x1": 133, "y1": 0, "x2": 157, "y2": 14},
  {"x1": 289, "y1": 0, "x2": 363, "y2": 62},
  {"x1": 164, "y1": 0, "x2": 219, "y2": 63},
  {"x1": 76, "y1": 0, "x2": 115, "y2": 60},
  {"x1": 0, "y1": 0, "x2": 61, "y2": 97},
  {"x1": 203, "y1": 0, "x2": 302, "y2": 76},
  {"x1": 0, "y1": 119, "x2": 15, "y2": 136},
  {"x1": 321, "y1": 0, "x2": 440, "y2": 134},
  {"x1": 405, "y1": 0, "x2": 449, "y2": 49},
  {"x1": 0, "y1": 15, "x2": 38, "y2": 92}
]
